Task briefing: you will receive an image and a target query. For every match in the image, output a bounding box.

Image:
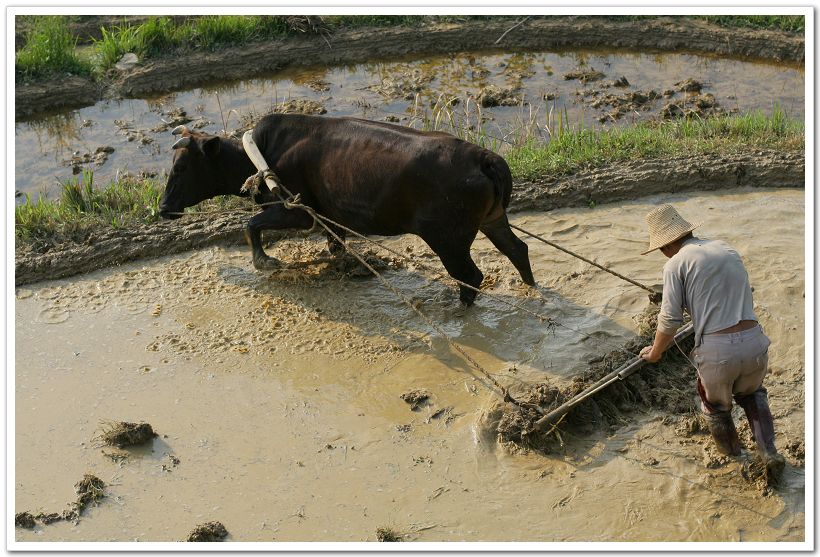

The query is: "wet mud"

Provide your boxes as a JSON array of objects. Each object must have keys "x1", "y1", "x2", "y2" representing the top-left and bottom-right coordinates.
[
  {"x1": 15, "y1": 188, "x2": 805, "y2": 542},
  {"x1": 15, "y1": 17, "x2": 804, "y2": 119},
  {"x1": 14, "y1": 150, "x2": 804, "y2": 287}
]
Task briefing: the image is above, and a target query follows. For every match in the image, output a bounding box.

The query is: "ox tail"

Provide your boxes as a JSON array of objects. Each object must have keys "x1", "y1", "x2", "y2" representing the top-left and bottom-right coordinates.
[{"x1": 480, "y1": 151, "x2": 513, "y2": 220}]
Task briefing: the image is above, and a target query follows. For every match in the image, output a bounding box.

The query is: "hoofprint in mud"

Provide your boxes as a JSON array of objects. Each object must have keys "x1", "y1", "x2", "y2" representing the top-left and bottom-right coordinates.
[{"x1": 14, "y1": 188, "x2": 805, "y2": 542}]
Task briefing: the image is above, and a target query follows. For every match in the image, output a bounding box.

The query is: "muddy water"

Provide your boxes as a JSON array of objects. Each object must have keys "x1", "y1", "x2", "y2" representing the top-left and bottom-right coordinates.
[
  {"x1": 15, "y1": 48, "x2": 804, "y2": 200},
  {"x1": 15, "y1": 187, "x2": 804, "y2": 543}
]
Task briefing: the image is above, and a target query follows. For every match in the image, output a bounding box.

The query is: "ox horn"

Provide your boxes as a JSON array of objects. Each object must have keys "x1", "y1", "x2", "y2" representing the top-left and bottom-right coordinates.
[
  {"x1": 171, "y1": 125, "x2": 189, "y2": 135},
  {"x1": 172, "y1": 136, "x2": 191, "y2": 149}
]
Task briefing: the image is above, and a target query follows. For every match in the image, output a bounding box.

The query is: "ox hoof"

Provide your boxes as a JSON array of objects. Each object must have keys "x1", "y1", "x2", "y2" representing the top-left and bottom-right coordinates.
[{"x1": 252, "y1": 256, "x2": 282, "y2": 271}]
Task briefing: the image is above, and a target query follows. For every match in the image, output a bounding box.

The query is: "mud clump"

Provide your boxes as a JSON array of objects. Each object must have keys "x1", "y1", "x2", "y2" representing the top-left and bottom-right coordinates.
[
  {"x1": 495, "y1": 303, "x2": 696, "y2": 454},
  {"x1": 62, "y1": 146, "x2": 115, "y2": 173},
  {"x1": 401, "y1": 389, "x2": 431, "y2": 411},
  {"x1": 784, "y1": 439, "x2": 805, "y2": 465},
  {"x1": 94, "y1": 420, "x2": 157, "y2": 448},
  {"x1": 591, "y1": 89, "x2": 662, "y2": 122},
  {"x1": 564, "y1": 68, "x2": 606, "y2": 84},
  {"x1": 15, "y1": 512, "x2": 36, "y2": 529},
  {"x1": 187, "y1": 521, "x2": 229, "y2": 542},
  {"x1": 742, "y1": 453, "x2": 786, "y2": 492},
  {"x1": 273, "y1": 99, "x2": 327, "y2": 115},
  {"x1": 367, "y1": 68, "x2": 434, "y2": 100},
  {"x1": 675, "y1": 78, "x2": 704, "y2": 93},
  {"x1": 661, "y1": 93, "x2": 725, "y2": 120},
  {"x1": 376, "y1": 526, "x2": 404, "y2": 541},
  {"x1": 477, "y1": 85, "x2": 524, "y2": 107}
]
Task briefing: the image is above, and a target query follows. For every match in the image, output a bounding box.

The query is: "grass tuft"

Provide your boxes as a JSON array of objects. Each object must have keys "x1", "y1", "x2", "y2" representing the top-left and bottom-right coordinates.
[{"x1": 15, "y1": 16, "x2": 92, "y2": 79}]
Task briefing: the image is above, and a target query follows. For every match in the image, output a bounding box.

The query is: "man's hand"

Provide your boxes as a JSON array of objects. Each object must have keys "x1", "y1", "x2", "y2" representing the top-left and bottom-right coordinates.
[
  {"x1": 640, "y1": 345, "x2": 663, "y2": 363},
  {"x1": 640, "y1": 329, "x2": 676, "y2": 363}
]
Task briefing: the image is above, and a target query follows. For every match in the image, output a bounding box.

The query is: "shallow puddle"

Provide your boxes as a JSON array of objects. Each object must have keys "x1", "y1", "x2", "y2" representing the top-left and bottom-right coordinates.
[
  {"x1": 14, "y1": 187, "x2": 805, "y2": 543},
  {"x1": 14, "y1": 48, "x2": 804, "y2": 200}
]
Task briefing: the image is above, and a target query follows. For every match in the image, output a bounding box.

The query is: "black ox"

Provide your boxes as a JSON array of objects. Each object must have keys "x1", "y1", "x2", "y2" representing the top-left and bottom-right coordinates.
[{"x1": 160, "y1": 114, "x2": 535, "y2": 305}]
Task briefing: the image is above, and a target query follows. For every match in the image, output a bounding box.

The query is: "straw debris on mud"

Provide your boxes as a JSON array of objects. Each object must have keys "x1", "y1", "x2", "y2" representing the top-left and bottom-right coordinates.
[
  {"x1": 494, "y1": 303, "x2": 697, "y2": 454},
  {"x1": 93, "y1": 420, "x2": 157, "y2": 448},
  {"x1": 15, "y1": 512, "x2": 36, "y2": 529},
  {"x1": 376, "y1": 526, "x2": 404, "y2": 542},
  {"x1": 187, "y1": 521, "x2": 229, "y2": 542},
  {"x1": 17, "y1": 474, "x2": 107, "y2": 528}
]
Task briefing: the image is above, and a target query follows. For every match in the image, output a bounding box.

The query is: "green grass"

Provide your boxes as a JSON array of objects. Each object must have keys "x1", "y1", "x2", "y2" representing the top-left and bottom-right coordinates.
[
  {"x1": 15, "y1": 171, "x2": 254, "y2": 250},
  {"x1": 505, "y1": 107, "x2": 804, "y2": 181},
  {"x1": 700, "y1": 15, "x2": 805, "y2": 33},
  {"x1": 15, "y1": 16, "x2": 93, "y2": 79},
  {"x1": 16, "y1": 110, "x2": 803, "y2": 250}
]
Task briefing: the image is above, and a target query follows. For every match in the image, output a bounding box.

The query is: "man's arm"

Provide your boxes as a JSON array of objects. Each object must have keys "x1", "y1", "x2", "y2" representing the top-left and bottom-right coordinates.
[{"x1": 641, "y1": 261, "x2": 685, "y2": 362}]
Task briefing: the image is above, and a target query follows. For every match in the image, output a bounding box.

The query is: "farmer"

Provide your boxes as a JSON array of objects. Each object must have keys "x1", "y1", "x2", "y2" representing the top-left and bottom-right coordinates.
[{"x1": 637, "y1": 204, "x2": 783, "y2": 470}]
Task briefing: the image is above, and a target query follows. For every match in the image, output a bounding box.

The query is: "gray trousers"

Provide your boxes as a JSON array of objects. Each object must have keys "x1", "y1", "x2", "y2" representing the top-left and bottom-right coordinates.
[{"x1": 691, "y1": 325, "x2": 771, "y2": 413}]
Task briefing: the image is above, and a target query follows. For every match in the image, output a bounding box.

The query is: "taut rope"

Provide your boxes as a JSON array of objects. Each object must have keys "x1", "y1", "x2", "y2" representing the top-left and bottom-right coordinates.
[{"x1": 509, "y1": 223, "x2": 660, "y2": 300}]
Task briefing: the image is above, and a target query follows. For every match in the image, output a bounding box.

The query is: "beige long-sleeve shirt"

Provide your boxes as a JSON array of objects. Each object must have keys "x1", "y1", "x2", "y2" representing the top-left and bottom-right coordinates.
[{"x1": 657, "y1": 237, "x2": 757, "y2": 346}]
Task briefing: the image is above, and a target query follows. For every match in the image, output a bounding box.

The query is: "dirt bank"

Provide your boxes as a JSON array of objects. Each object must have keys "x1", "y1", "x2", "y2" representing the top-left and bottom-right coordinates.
[
  {"x1": 15, "y1": 17, "x2": 804, "y2": 119},
  {"x1": 14, "y1": 149, "x2": 804, "y2": 287}
]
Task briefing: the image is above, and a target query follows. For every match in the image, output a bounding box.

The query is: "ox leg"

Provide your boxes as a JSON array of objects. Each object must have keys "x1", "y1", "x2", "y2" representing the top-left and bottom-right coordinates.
[
  {"x1": 244, "y1": 206, "x2": 314, "y2": 270},
  {"x1": 424, "y1": 234, "x2": 483, "y2": 306},
  {"x1": 480, "y1": 215, "x2": 535, "y2": 286}
]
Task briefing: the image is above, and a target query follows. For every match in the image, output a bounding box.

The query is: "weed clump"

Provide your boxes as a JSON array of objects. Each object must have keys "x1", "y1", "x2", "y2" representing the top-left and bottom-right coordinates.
[
  {"x1": 69, "y1": 474, "x2": 106, "y2": 518},
  {"x1": 94, "y1": 420, "x2": 157, "y2": 448},
  {"x1": 187, "y1": 521, "x2": 229, "y2": 542},
  {"x1": 376, "y1": 526, "x2": 403, "y2": 541}
]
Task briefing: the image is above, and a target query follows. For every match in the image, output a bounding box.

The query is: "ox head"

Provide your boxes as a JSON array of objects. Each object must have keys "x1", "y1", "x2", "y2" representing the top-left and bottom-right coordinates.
[{"x1": 159, "y1": 125, "x2": 226, "y2": 219}]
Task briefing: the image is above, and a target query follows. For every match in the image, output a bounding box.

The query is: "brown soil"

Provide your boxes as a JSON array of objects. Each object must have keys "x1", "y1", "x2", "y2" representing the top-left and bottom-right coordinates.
[
  {"x1": 14, "y1": 149, "x2": 804, "y2": 287},
  {"x1": 15, "y1": 17, "x2": 804, "y2": 119}
]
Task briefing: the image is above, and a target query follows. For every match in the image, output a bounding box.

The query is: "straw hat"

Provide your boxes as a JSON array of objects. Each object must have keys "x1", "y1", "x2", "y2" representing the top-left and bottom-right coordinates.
[{"x1": 641, "y1": 204, "x2": 699, "y2": 255}]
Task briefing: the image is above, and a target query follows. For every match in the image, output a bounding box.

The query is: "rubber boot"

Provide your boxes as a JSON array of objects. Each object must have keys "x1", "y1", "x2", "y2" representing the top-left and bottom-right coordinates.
[
  {"x1": 735, "y1": 387, "x2": 785, "y2": 480},
  {"x1": 734, "y1": 387, "x2": 777, "y2": 455},
  {"x1": 703, "y1": 410, "x2": 742, "y2": 456}
]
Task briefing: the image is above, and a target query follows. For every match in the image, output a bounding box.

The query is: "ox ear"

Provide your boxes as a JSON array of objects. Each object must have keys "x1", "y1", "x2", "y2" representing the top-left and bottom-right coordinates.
[{"x1": 201, "y1": 136, "x2": 221, "y2": 158}]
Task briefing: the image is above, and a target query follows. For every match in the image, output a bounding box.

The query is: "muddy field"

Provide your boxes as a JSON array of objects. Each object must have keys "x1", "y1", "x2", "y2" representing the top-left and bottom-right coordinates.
[
  {"x1": 14, "y1": 188, "x2": 805, "y2": 543},
  {"x1": 13, "y1": 16, "x2": 808, "y2": 546}
]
